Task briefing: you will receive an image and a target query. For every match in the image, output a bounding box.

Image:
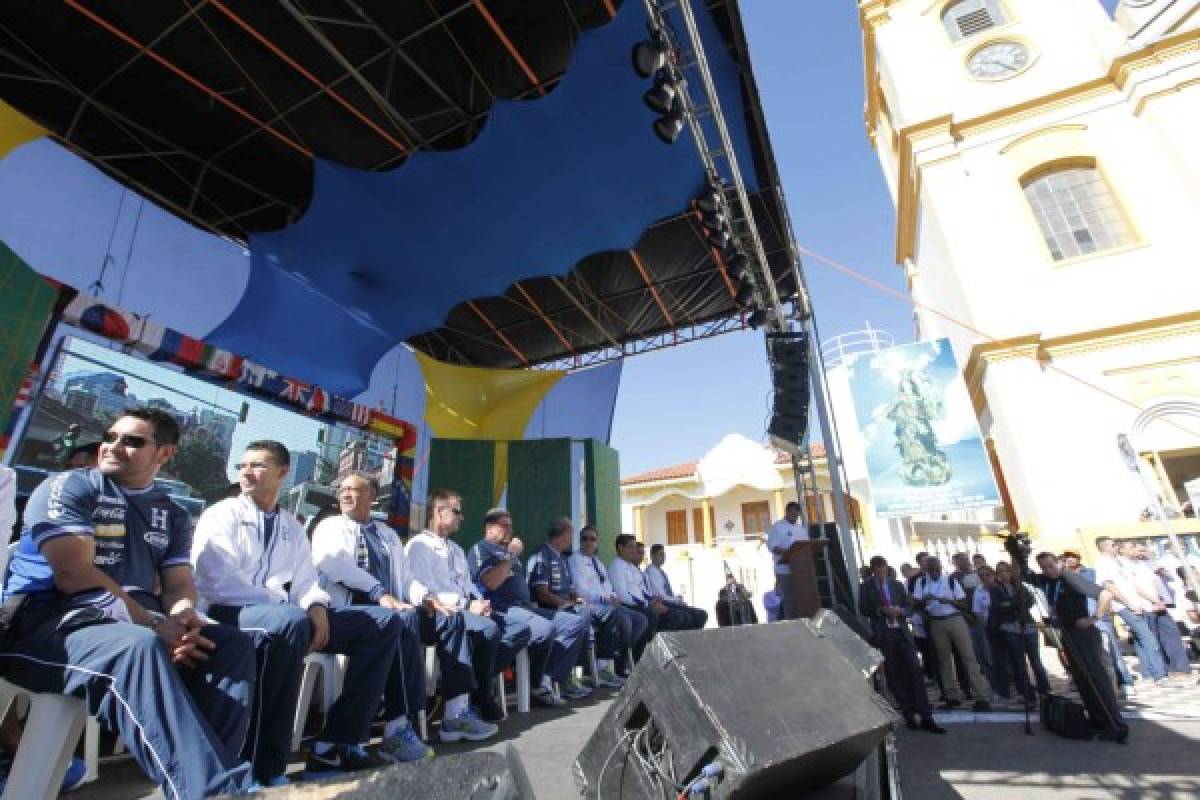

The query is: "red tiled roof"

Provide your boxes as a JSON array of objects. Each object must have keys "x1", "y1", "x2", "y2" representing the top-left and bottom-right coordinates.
[{"x1": 620, "y1": 461, "x2": 698, "y2": 485}]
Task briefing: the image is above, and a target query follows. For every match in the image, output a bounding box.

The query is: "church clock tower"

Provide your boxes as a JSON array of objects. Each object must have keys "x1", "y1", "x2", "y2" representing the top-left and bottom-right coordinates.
[{"x1": 858, "y1": 0, "x2": 1200, "y2": 549}]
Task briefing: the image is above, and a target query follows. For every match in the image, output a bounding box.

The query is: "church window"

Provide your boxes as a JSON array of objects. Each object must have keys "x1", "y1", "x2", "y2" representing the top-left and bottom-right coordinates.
[
  {"x1": 942, "y1": 0, "x2": 1006, "y2": 41},
  {"x1": 1022, "y1": 165, "x2": 1133, "y2": 261}
]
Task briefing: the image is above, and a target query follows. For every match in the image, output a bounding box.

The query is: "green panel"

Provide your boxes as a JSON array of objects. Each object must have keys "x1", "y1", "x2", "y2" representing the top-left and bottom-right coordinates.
[
  {"x1": 427, "y1": 439, "x2": 494, "y2": 553},
  {"x1": 0, "y1": 244, "x2": 56, "y2": 444},
  {"x1": 508, "y1": 439, "x2": 572, "y2": 550},
  {"x1": 585, "y1": 440, "x2": 621, "y2": 561}
]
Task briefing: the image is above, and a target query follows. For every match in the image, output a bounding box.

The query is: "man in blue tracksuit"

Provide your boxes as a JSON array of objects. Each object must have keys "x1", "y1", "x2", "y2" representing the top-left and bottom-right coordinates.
[
  {"x1": 466, "y1": 508, "x2": 589, "y2": 707},
  {"x1": 192, "y1": 440, "x2": 403, "y2": 785},
  {"x1": 528, "y1": 517, "x2": 622, "y2": 697},
  {"x1": 0, "y1": 408, "x2": 258, "y2": 799}
]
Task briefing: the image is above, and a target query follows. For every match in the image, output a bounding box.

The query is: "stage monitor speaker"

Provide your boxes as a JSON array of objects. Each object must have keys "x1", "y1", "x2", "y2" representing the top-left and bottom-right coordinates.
[
  {"x1": 767, "y1": 331, "x2": 810, "y2": 368},
  {"x1": 575, "y1": 621, "x2": 894, "y2": 799}
]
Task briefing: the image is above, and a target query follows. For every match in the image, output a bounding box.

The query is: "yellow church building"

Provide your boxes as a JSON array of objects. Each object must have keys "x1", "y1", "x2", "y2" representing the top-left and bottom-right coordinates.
[{"x1": 858, "y1": 0, "x2": 1200, "y2": 556}]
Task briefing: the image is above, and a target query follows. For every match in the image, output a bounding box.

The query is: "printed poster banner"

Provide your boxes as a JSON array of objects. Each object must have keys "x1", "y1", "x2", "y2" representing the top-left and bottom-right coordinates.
[{"x1": 847, "y1": 338, "x2": 1001, "y2": 517}]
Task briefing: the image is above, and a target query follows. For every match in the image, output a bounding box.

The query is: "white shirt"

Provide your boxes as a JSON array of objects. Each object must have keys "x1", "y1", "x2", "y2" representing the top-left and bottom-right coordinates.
[
  {"x1": 1123, "y1": 558, "x2": 1162, "y2": 610},
  {"x1": 0, "y1": 467, "x2": 15, "y2": 578},
  {"x1": 569, "y1": 552, "x2": 617, "y2": 603},
  {"x1": 912, "y1": 574, "x2": 964, "y2": 619},
  {"x1": 609, "y1": 557, "x2": 651, "y2": 606},
  {"x1": 1095, "y1": 555, "x2": 1147, "y2": 613},
  {"x1": 645, "y1": 564, "x2": 684, "y2": 605},
  {"x1": 972, "y1": 584, "x2": 991, "y2": 624},
  {"x1": 766, "y1": 518, "x2": 808, "y2": 575},
  {"x1": 404, "y1": 530, "x2": 477, "y2": 609},
  {"x1": 191, "y1": 495, "x2": 330, "y2": 612},
  {"x1": 311, "y1": 514, "x2": 409, "y2": 609}
]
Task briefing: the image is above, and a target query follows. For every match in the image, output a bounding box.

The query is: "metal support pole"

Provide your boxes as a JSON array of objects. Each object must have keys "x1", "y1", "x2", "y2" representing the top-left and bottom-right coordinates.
[{"x1": 806, "y1": 323, "x2": 861, "y2": 609}]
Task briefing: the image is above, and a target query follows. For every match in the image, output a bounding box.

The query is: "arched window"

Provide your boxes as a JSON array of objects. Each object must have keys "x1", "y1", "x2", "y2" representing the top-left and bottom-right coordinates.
[
  {"x1": 1022, "y1": 164, "x2": 1133, "y2": 261},
  {"x1": 942, "y1": 0, "x2": 1007, "y2": 41}
]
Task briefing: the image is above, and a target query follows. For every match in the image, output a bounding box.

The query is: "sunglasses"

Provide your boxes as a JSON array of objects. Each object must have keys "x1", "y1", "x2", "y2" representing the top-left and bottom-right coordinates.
[{"x1": 102, "y1": 431, "x2": 152, "y2": 449}]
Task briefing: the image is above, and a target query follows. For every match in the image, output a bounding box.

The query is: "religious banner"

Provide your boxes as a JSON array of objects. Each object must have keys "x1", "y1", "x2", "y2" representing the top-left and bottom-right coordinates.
[{"x1": 846, "y1": 338, "x2": 1000, "y2": 517}]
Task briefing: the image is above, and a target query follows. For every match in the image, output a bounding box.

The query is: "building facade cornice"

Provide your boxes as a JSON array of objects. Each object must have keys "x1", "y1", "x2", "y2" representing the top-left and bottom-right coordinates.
[
  {"x1": 963, "y1": 310, "x2": 1200, "y2": 415},
  {"x1": 876, "y1": 25, "x2": 1200, "y2": 263}
]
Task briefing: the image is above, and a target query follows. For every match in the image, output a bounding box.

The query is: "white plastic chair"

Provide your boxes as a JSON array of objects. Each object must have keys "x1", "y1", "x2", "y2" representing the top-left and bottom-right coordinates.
[
  {"x1": 495, "y1": 648, "x2": 530, "y2": 716},
  {"x1": 0, "y1": 677, "x2": 99, "y2": 800},
  {"x1": 290, "y1": 653, "x2": 346, "y2": 752}
]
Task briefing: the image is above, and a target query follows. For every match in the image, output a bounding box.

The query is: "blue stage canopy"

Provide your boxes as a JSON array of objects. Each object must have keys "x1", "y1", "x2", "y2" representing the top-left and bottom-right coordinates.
[{"x1": 207, "y1": 3, "x2": 760, "y2": 395}]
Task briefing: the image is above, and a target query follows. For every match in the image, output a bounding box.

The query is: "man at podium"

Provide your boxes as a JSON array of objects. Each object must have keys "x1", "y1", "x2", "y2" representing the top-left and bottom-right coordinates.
[{"x1": 766, "y1": 502, "x2": 808, "y2": 620}]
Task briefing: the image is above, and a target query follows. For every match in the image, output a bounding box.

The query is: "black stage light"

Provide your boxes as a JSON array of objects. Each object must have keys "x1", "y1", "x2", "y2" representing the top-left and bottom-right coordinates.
[
  {"x1": 633, "y1": 38, "x2": 667, "y2": 78},
  {"x1": 643, "y1": 77, "x2": 679, "y2": 115},
  {"x1": 696, "y1": 187, "x2": 722, "y2": 214},
  {"x1": 653, "y1": 112, "x2": 685, "y2": 144},
  {"x1": 734, "y1": 279, "x2": 757, "y2": 306},
  {"x1": 726, "y1": 252, "x2": 751, "y2": 280},
  {"x1": 700, "y1": 207, "x2": 727, "y2": 232},
  {"x1": 706, "y1": 226, "x2": 731, "y2": 249},
  {"x1": 747, "y1": 307, "x2": 769, "y2": 330}
]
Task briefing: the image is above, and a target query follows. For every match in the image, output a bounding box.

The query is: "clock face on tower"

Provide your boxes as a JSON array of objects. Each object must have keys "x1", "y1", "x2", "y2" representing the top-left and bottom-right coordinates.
[{"x1": 966, "y1": 40, "x2": 1031, "y2": 81}]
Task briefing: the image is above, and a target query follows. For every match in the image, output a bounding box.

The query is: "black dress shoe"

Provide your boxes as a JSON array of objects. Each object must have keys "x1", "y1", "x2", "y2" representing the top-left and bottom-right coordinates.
[
  {"x1": 475, "y1": 696, "x2": 505, "y2": 723},
  {"x1": 972, "y1": 700, "x2": 991, "y2": 712},
  {"x1": 919, "y1": 718, "x2": 947, "y2": 734}
]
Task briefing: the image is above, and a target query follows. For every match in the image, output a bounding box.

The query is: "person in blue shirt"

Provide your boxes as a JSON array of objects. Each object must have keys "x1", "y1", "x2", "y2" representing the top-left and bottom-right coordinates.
[
  {"x1": 0, "y1": 408, "x2": 259, "y2": 799},
  {"x1": 466, "y1": 508, "x2": 589, "y2": 706},
  {"x1": 527, "y1": 517, "x2": 623, "y2": 695}
]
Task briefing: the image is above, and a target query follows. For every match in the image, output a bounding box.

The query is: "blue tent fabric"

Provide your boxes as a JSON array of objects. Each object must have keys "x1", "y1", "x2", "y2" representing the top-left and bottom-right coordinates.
[
  {"x1": 524, "y1": 360, "x2": 623, "y2": 443},
  {"x1": 207, "y1": 2, "x2": 760, "y2": 396}
]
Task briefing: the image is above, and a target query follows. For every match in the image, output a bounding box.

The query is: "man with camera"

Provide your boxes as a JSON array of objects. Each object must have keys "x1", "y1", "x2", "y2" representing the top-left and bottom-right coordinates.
[{"x1": 1036, "y1": 553, "x2": 1128, "y2": 742}]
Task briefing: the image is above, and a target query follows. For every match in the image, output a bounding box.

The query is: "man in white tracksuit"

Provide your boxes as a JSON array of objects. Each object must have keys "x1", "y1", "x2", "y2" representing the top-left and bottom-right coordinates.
[{"x1": 192, "y1": 440, "x2": 404, "y2": 785}]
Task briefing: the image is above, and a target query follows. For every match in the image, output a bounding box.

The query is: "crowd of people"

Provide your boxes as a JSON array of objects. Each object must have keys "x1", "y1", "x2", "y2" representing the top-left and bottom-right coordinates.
[
  {"x1": 0, "y1": 408, "x2": 708, "y2": 798},
  {"x1": 860, "y1": 540, "x2": 1198, "y2": 745}
]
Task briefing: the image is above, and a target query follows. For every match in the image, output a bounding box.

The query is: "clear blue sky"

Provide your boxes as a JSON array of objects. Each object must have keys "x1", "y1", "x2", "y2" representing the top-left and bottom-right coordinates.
[{"x1": 611, "y1": 2, "x2": 911, "y2": 477}]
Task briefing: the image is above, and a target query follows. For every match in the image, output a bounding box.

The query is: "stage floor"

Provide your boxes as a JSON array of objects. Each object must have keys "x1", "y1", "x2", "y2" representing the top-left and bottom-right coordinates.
[{"x1": 70, "y1": 649, "x2": 1200, "y2": 799}]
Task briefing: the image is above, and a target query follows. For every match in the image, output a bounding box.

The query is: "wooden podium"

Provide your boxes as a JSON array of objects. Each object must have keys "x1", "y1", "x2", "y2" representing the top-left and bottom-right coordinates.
[{"x1": 781, "y1": 539, "x2": 827, "y2": 619}]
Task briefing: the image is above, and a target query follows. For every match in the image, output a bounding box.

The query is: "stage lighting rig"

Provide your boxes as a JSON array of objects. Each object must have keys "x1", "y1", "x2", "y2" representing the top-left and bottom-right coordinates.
[
  {"x1": 746, "y1": 306, "x2": 769, "y2": 330},
  {"x1": 632, "y1": 32, "x2": 669, "y2": 78},
  {"x1": 644, "y1": 73, "x2": 681, "y2": 114},
  {"x1": 653, "y1": 112, "x2": 685, "y2": 144},
  {"x1": 734, "y1": 278, "x2": 757, "y2": 306}
]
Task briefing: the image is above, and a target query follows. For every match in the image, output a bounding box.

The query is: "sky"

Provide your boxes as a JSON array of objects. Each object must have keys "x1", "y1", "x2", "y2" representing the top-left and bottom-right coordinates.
[{"x1": 611, "y1": 1, "x2": 911, "y2": 477}]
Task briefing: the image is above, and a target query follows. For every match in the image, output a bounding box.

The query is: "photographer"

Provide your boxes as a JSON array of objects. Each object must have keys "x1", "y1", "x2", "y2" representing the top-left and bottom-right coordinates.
[
  {"x1": 1036, "y1": 553, "x2": 1128, "y2": 743},
  {"x1": 989, "y1": 562, "x2": 1051, "y2": 707},
  {"x1": 913, "y1": 556, "x2": 993, "y2": 710}
]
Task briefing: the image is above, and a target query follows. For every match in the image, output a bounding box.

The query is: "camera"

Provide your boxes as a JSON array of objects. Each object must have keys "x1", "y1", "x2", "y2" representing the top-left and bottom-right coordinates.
[{"x1": 1003, "y1": 531, "x2": 1033, "y2": 580}]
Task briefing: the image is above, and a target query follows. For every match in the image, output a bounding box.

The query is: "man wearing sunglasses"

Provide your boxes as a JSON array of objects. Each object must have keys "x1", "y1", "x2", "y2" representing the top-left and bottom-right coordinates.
[
  {"x1": 192, "y1": 440, "x2": 405, "y2": 784},
  {"x1": 569, "y1": 525, "x2": 640, "y2": 683},
  {"x1": 1, "y1": 408, "x2": 260, "y2": 798},
  {"x1": 405, "y1": 488, "x2": 506, "y2": 733}
]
